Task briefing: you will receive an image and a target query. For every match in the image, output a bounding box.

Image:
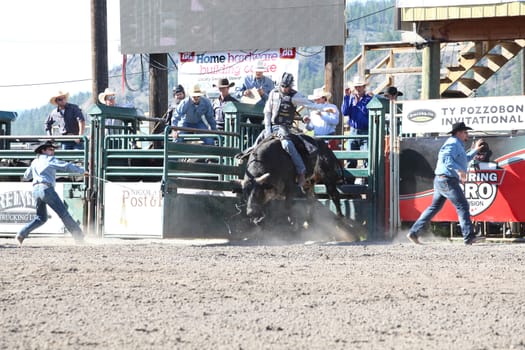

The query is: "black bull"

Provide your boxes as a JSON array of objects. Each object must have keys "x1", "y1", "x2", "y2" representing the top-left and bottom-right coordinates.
[{"x1": 238, "y1": 135, "x2": 343, "y2": 224}]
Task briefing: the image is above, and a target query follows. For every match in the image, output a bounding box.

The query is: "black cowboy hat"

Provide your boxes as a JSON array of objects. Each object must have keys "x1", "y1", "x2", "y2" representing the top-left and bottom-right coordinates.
[
  {"x1": 34, "y1": 141, "x2": 58, "y2": 154},
  {"x1": 447, "y1": 122, "x2": 473, "y2": 134},
  {"x1": 379, "y1": 86, "x2": 403, "y2": 97},
  {"x1": 213, "y1": 78, "x2": 235, "y2": 88}
]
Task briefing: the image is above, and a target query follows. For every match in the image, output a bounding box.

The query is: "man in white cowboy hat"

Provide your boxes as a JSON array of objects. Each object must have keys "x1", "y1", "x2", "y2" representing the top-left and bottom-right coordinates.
[
  {"x1": 406, "y1": 122, "x2": 485, "y2": 245},
  {"x1": 238, "y1": 60, "x2": 275, "y2": 107},
  {"x1": 98, "y1": 87, "x2": 117, "y2": 106},
  {"x1": 45, "y1": 90, "x2": 85, "y2": 150},
  {"x1": 212, "y1": 78, "x2": 239, "y2": 131},
  {"x1": 172, "y1": 84, "x2": 216, "y2": 145},
  {"x1": 341, "y1": 76, "x2": 372, "y2": 169},
  {"x1": 14, "y1": 141, "x2": 89, "y2": 246},
  {"x1": 303, "y1": 87, "x2": 340, "y2": 149}
]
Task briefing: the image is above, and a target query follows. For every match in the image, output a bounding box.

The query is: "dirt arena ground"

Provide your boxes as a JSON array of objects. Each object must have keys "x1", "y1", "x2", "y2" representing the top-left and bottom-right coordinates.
[{"x1": 1, "y1": 235, "x2": 524, "y2": 350}]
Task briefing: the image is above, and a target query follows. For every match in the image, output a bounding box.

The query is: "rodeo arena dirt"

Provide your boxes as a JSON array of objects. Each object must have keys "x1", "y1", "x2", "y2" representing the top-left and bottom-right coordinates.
[{"x1": 1, "y1": 235, "x2": 524, "y2": 350}]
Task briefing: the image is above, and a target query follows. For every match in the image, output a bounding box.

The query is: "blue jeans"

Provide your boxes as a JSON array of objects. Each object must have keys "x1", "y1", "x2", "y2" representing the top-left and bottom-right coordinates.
[
  {"x1": 61, "y1": 140, "x2": 84, "y2": 150},
  {"x1": 17, "y1": 184, "x2": 83, "y2": 240},
  {"x1": 347, "y1": 128, "x2": 368, "y2": 168},
  {"x1": 409, "y1": 176, "x2": 474, "y2": 242},
  {"x1": 174, "y1": 121, "x2": 215, "y2": 145}
]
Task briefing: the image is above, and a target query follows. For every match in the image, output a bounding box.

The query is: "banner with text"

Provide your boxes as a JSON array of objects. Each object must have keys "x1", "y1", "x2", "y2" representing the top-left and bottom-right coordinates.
[
  {"x1": 104, "y1": 182, "x2": 163, "y2": 238},
  {"x1": 402, "y1": 96, "x2": 525, "y2": 134},
  {"x1": 0, "y1": 183, "x2": 68, "y2": 234},
  {"x1": 177, "y1": 49, "x2": 299, "y2": 94}
]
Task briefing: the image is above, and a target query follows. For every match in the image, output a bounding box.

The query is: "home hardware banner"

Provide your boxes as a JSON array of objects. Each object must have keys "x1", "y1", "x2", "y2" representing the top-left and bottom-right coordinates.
[
  {"x1": 399, "y1": 135, "x2": 525, "y2": 222},
  {"x1": 177, "y1": 49, "x2": 298, "y2": 93},
  {"x1": 401, "y1": 96, "x2": 525, "y2": 134}
]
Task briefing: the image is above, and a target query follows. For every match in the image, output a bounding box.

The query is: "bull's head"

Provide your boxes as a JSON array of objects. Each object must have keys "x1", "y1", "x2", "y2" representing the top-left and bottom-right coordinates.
[{"x1": 239, "y1": 172, "x2": 284, "y2": 224}]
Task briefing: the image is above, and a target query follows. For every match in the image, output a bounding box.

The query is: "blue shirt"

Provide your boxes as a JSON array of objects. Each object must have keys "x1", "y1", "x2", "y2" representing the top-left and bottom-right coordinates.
[
  {"x1": 45, "y1": 103, "x2": 85, "y2": 135},
  {"x1": 24, "y1": 154, "x2": 85, "y2": 187},
  {"x1": 434, "y1": 136, "x2": 478, "y2": 179},
  {"x1": 172, "y1": 96, "x2": 216, "y2": 130},
  {"x1": 238, "y1": 75, "x2": 275, "y2": 106},
  {"x1": 341, "y1": 94, "x2": 372, "y2": 131},
  {"x1": 304, "y1": 103, "x2": 339, "y2": 136}
]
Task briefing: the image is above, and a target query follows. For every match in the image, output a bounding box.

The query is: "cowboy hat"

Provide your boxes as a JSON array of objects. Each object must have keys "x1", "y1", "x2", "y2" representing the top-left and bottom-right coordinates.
[
  {"x1": 188, "y1": 84, "x2": 205, "y2": 97},
  {"x1": 254, "y1": 60, "x2": 266, "y2": 72},
  {"x1": 98, "y1": 88, "x2": 116, "y2": 104},
  {"x1": 448, "y1": 122, "x2": 473, "y2": 134},
  {"x1": 34, "y1": 141, "x2": 58, "y2": 154},
  {"x1": 379, "y1": 86, "x2": 403, "y2": 97},
  {"x1": 308, "y1": 87, "x2": 332, "y2": 100},
  {"x1": 213, "y1": 78, "x2": 235, "y2": 88},
  {"x1": 348, "y1": 76, "x2": 367, "y2": 87},
  {"x1": 50, "y1": 90, "x2": 70, "y2": 105}
]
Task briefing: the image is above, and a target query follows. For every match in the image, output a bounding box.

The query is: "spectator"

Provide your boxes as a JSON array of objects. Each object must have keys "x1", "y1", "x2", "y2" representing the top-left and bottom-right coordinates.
[
  {"x1": 341, "y1": 77, "x2": 372, "y2": 168},
  {"x1": 166, "y1": 84, "x2": 186, "y2": 126},
  {"x1": 14, "y1": 141, "x2": 88, "y2": 246},
  {"x1": 172, "y1": 84, "x2": 216, "y2": 145},
  {"x1": 303, "y1": 87, "x2": 340, "y2": 150},
  {"x1": 212, "y1": 78, "x2": 239, "y2": 131},
  {"x1": 379, "y1": 86, "x2": 403, "y2": 102},
  {"x1": 45, "y1": 91, "x2": 85, "y2": 150},
  {"x1": 238, "y1": 60, "x2": 275, "y2": 107}
]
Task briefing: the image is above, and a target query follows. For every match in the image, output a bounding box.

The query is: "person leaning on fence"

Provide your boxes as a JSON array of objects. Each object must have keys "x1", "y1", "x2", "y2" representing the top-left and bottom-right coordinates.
[
  {"x1": 237, "y1": 60, "x2": 275, "y2": 107},
  {"x1": 166, "y1": 84, "x2": 186, "y2": 126},
  {"x1": 303, "y1": 87, "x2": 340, "y2": 150},
  {"x1": 14, "y1": 141, "x2": 89, "y2": 246},
  {"x1": 171, "y1": 84, "x2": 217, "y2": 145},
  {"x1": 212, "y1": 78, "x2": 239, "y2": 131},
  {"x1": 341, "y1": 77, "x2": 372, "y2": 169},
  {"x1": 45, "y1": 90, "x2": 86, "y2": 150},
  {"x1": 406, "y1": 122, "x2": 485, "y2": 245}
]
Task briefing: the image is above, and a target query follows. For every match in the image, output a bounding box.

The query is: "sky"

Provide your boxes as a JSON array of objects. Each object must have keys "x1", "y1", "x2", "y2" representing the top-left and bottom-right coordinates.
[{"x1": 0, "y1": 0, "x2": 121, "y2": 112}]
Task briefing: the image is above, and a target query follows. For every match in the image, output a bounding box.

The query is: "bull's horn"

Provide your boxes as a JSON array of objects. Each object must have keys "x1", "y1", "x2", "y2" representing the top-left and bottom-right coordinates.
[{"x1": 255, "y1": 172, "x2": 271, "y2": 184}]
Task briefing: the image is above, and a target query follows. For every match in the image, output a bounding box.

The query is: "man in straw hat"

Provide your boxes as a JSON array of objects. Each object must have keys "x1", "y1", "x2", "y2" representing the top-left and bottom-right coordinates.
[
  {"x1": 14, "y1": 141, "x2": 89, "y2": 246},
  {"x1": 341, "y1": 76, "x2": 372, "y2": 169},
  {"x1": 171, "y1": 84, "x2": 216, "y2": 145},
  {"x1": 238, "y1": 60, "x2": 275, "y2": 107},
  {"x1": 212, "y1": 78, "x2": 238, "y2": 131},
  {"x1": 303, "y1": 87, "x2": 340, "y2": 149},
  {"x1": 406, "y1": 122, "x2": 485, "y2": 245},
  {"x1": 45, "y1": 90, "x2": 85, "y2": 150}
]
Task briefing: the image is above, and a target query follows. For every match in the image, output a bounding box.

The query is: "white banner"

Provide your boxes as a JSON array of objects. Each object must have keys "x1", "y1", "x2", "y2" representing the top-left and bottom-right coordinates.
[
  {"x1": 104, "y1": 182, "x2": 163, "y2": 238},
  {"x1": 177, "y1": 49, "x2": 299, "y2": 95},
  {"x1": 0, "y1": 183, "x2": 68, "y2": 234},
  {"x1": 401, "y1": 96, "x2": 525, "y2": 134}
]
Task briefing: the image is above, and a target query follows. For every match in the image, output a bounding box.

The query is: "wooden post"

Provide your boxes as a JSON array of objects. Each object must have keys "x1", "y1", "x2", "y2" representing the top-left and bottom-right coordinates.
[
  {"x1": 325, "y1": 46, "x2": 344, "y2": 134},
  {"x1": 90, "y1": 0, "x2": 108, "y2": 102},
  {"x1": 421, "y1": 41, "x2": 441, "y2": 99},
  {"x1": 149, "y1": 53, "x2": 169, "y2": 131}
]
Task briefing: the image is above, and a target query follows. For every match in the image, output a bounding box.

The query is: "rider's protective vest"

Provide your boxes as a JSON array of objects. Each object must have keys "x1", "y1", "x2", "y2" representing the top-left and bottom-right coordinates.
[{"x1": 272, "y1": 90, "x2": 297, "y2": 126}]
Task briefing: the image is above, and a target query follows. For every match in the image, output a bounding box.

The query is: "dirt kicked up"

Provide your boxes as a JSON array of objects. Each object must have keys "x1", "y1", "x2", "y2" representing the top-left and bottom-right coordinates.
[{"x1": 1, "y1": 237, "x2": 524, "y2": 350}]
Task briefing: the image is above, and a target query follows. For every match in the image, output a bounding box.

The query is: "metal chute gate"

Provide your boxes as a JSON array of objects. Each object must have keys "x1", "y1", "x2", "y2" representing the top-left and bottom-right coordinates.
[{"x1": 0, "y1": 102, "x2": 385, "y2": 240}]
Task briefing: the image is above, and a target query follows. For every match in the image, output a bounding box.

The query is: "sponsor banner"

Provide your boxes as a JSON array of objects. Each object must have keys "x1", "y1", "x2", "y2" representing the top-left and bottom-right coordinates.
[
  {"x1": 104, "y1": 183, "x2": 163, "y2": 237},
  {"x1": 177, "y1": 49, "x2": 299, "y2": 94},
  {"x1": 402, "y1": 96, "x2": 525, "y2": 134},
  {"x1": 399, "y1": 135, "x2": 525, "y2": 222},
  {"x1": 0, "y1": 183, "x2": 68, "y2": 233}
]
